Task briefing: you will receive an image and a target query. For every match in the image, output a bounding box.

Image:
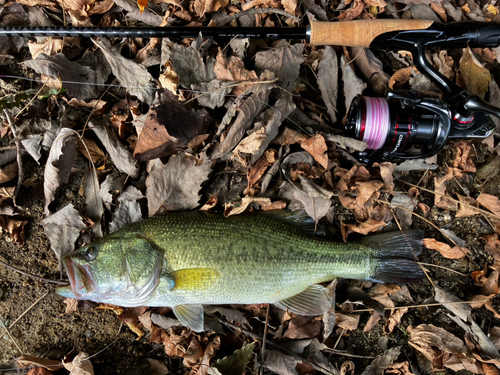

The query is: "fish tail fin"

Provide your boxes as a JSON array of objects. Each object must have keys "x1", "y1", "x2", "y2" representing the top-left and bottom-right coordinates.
[{"x1": 360, "y1": 229, "x2": 425, "y2": 284}]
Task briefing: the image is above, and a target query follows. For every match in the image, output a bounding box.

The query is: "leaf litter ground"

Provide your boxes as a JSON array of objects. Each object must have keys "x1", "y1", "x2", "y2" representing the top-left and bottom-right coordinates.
[{"x1": 1, "y1": 0, "x2": 500, "y2": 374}]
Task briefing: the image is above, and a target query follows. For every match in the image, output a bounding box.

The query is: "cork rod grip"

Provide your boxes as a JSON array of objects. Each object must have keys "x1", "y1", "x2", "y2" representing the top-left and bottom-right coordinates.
[{"x1": 309, "y1": 19, "x2": 434, "y2": 46}]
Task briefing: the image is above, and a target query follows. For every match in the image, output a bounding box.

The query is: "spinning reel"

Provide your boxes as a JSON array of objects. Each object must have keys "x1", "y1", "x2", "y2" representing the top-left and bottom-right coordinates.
[{"x1": 343, "y1": 22, "x2": 500, "y2": 162}]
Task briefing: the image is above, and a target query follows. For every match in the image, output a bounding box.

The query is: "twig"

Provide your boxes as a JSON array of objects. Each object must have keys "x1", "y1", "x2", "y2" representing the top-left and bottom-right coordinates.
[
  {"x1": 260, "y1": 304, "x2": 270, "y2": 375},
  {"x1": 0, "y1": 291, "x2": 49, "y2": 339},
  {"x1": 321, "y1": 348, "x2": 375, "y2": 359},
  {"x1": 0, "y1": 145, "x2": 16, "y2": 151},
  {"x1": 352, "y1": 295, "x2": 498, "y2": 313},
  {"x1": 418, "y1": 262, "x2": 468, "y2": 276},
  {"x1": 0, "y1": 258, "x2": 69, "y2": 285},
  {"x1": 0, "y1": 318, "x2": 23, "y2": 354},
  {"x1": 220, "y1": 320, "x2": 338, "y2": 375},
  {"x1": 217, "y1": 8, "x2": 299, "y2": 26}
]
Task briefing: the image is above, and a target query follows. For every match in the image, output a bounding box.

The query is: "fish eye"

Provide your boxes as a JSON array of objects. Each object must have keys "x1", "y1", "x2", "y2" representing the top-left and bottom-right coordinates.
[{"x1": 84, "y1": 246, "x2": 98, "y2": 261}]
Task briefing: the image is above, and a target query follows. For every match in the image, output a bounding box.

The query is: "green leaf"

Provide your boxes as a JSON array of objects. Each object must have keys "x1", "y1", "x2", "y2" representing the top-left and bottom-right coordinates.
[
  {"x1": 39, "y1": 87, "x2": 66, "y2": 100},
  {"x1": 212, "y1": 342, "x2": 256, "y2": 375},
  {"x1": 0, "y1": 89, "x2": 37, "y2": 112}
]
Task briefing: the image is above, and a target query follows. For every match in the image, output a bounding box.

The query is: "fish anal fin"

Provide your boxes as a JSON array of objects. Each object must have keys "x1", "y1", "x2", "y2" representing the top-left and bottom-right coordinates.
[
  {"x1": 169, "y1": 268, "x2": 219, "y2": 291},
  {"x1": 274, "y1": 284, "x2": 332, "y2": 316},
  {"x1": 173, "y1": 304, "x2": 204, "y2": 332}
]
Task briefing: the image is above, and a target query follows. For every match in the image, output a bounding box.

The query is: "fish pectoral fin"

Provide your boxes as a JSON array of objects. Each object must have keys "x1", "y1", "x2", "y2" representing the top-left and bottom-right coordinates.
[
  {"x1": 274, "y1": 284, "x2": 333, "y2": 316},
  {"x1": 169, "y1": 268, "x2": 219, "y2": 291},
  {"x1": 173, "y1": 304, "x2": 204, "y2": 332}
]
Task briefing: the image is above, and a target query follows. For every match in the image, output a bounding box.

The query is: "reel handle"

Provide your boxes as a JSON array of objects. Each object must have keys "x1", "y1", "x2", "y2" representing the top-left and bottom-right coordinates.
[{"x1": 464, "y1": 95, "x2": 500, "y2": 119}]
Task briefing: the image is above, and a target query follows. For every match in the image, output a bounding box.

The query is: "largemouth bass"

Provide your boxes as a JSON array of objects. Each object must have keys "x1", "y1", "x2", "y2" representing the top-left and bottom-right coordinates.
[{"x1": 56, "y1": 211, "x2": 424, "y2": 332}]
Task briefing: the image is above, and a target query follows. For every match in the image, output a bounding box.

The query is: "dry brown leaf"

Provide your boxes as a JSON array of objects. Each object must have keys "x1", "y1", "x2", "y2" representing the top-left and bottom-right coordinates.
[
  {"x1": 456, "y1": 194, "x2": 481, "y2": 217},
  {"x1": 245, "y1": 151, "x2": 275, "y2": 196},
  {"x1": 63, "y1": 298, "x2": 79, "y2": 315},
  {"x1": 472, "y1": 266, "x2": 500, "y2": 295},
  {"x1": 385, "y1": 361, "x2": 415, "y2": 375},
  {"x1": 55, "y1": 0, "x2": 114, "y2": 20},
  {"x1": 335, "y1": 165, "x2": 371, "y2": 192},
  {"x1": 283, "y1": 315, "x2": 322, "y2": 339},
  {"x1": 193, "y1": 0, "x2": 229, "y2": 17},
  {"x1": 241, "y1": 0, "x2": 278, "y2": 10},
  {"x1": 384, "y1": 308, "x2": 408, "y2": 335},
  {"x1": 301, "y1": 134, "x2": 328, "y2": 169},
  {"x1": 408, "y1": 324, "x2": 480, "y2": 373},
  {"x1": 389, "y1": 67, "x2": 412, "y2": 90},
  {"x1": 146, "y1": 152, "x2": 212, "y2": 216},
  {"x1": 417, "y1": 203, "x2": 430, "y2": 216},
  {"x1": 483, "y1": 234, "x2": 500, "y2": 262},
  {"x1": 27, "y1": 368, "x2": 52, "y2": 375},
  {"x1": 213, "y1": 49, "x2": 257, "y2": 90},
  {"x1": 434, "y1": 168, "x2": 458, "y2": 211},
  {"x1": 337, "y1": 0, "x2": 364, "y2": 21},
  {"x1": 28, "y1": 38, "x2": 64, "y2": 59},
  {"x1": 63, "y1": 352, "x2": 94, "y2": 375},
  {"x1": 159, "y1": 61, "x2": 179, "y2": 95},
  {"x1": 224, "y1": 197, "x2": 272, "y2": 217},
  {"x1": 431, "y1": 50, "x2": 455, "y2": 81},
  {"x1": 422, "y1": 238, "x2": 469, "y2": 259},
  {"x1": 452, "y1": 141, "x2": 476, "y2": 174},
  {"x1": 457, "y1": 47, "x2": 491, "y2": 99},
  {"x1": 335, "y1": 312, "x2": 360, "y2": 331},
  {"x1": 77, "y1": 138, "x2": 105, "y2": 163},
  {"x1": 18, "y1": 355, "x2": 63, "y2": 371},
  {"x1": 341, "y1": 219, "x2": 386, "y2": 241},
  {"x1": 0, "y1": 216, "x2": 27, "y2": 245},
  {"x1": 356, "y1": 181, "x2": 384, "y2": 207},
  {"x1": 477, "y1": 193, "x2": 500, "y2": 216},
  {"x1": 430, "y1": 2, "x2": 447, "y2": 21},
  {"x1": 0, "y1": 161, "x2": 18, "y2": 184}
]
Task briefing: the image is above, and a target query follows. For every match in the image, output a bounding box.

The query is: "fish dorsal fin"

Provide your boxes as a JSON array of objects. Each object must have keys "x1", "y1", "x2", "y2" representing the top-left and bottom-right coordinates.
[
  {"x1": 124, "y1": 237, "x2": 163, "y2": 303},
  {"x1": 173, "y1": 304, "x2": 204, "y2": 332},
  {"x1": 259, "y1": 210, "x2": 327, "y2": 237},
  {"x1": 274, "y1": 284, "x2": 333, "y2": 315},
  {"x1": 169, "y1": 268, "x2": 219, "y2": 291}
]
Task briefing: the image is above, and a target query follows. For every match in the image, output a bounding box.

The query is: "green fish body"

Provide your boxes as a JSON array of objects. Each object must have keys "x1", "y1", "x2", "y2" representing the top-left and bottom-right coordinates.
[{"x1": 57, "y1": 212, "x2": 423, "y2": 331}]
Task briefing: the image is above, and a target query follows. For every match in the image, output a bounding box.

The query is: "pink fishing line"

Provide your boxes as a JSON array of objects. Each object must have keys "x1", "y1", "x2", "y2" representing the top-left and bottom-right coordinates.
[{"x1": 362, "y1": 97, "x2": 390, "y2": 150}]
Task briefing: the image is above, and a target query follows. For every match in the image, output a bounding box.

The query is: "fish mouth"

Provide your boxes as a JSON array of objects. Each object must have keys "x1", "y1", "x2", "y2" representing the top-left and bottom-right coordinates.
[{"x1": 63, "y1": 256, "x2": 96, "y2": 298}]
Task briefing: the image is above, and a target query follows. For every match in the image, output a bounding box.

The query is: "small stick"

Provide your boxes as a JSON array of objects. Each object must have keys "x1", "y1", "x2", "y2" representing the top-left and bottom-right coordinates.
[
  {"x1": 259, "y1": 304, "x2": 270, "y2": 375},
  {"x1": 0, "y1": 318, "x2": 24, "y2": 354},
  {"x1": 0, "y1": 258, "x2": 70, "y2": 285},
  {"x1": 0, "y1": 291, "x2": 49, "y2": 339}
]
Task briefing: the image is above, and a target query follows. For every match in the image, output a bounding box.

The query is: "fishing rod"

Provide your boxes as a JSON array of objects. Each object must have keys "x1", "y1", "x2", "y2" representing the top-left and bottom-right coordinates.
[{"x1": 2, "y1": 19, "x2": 500, "y2": 161}]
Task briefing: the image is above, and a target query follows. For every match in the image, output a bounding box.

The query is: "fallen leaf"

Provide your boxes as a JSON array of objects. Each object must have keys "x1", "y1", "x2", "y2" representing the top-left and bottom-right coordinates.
[
  {"x1": 452, "y1": 141, "x2": 476, "y2": 174},
  {"x1": 63, "y1": 352, "x2": 94, "y2": 375},
  {"x1": 24, "y1": 54, "x2": 101, "y2": 101},
  {"x1": 317, "y1": 46, "x2": 339, "y2": 123},
  {"x1": 483, "y1": 234, "x2": 500, "y2": 261},
  {"x1": 350, "y1": 47, "x2": 389, "y2": 97},
  {"x1": 0, "y1": 161, "x2": 18, "y2": 184},
  {"x1": 18, "y1": 355, "x2": 63, "y2": 371},
  {"x1": 193, "y1": 0, "x2": 229, "y2": 17},
  {"x1": 0, "y1": 216, "x2": 27, "y2": 245},
  {"x1": 224, "y1": 197, "x2": 273, "y2": 217},
  {"x1": 146, "y1": 152, "x2": 212, "y2": 216},
  {"x1": 93, "y1": 39, "x2": 154, "y2": 104},
  {"x1": 408, "y1": 324, "x2": 479, "y2": 373},
  {"x1": 211, "y1": 72, "x2": 275, "y2": 160},
  {"x1": 338, "y1": 0, "x2": 364, "y2": 21},
  {"x1": 456, "y1": 194, "x2": 481, "y2": 217},
  {"x1": 134, "y1": 90, "x2": 211, "y2": 161},
  {"x1": 293, "y1": 176, "x2": 332, "y2": 225},
  {"x1": 434, "y1": 168, "x2": 458, "y2": 211},
  {"x1": 477, "y1": 193, "x2": 500, "y2": 216},
  {"x1": 41, "y1": 204, "x2": 87, "y2": 268},
  {"x1": 90, "y1": 121, "x2": 140, "y2": 179},
  {"x1": 301, "y1": 134, "x2": 328, "y2": 169},
  {"x1": 385, "y1": 361, "x2": 415, "y2": 375},
  {"x1": 109, "y1": 186, "x2": 143, "y2": 233},
  {"x1": 283, "y1": 315, "x2": 322, "y2": 339},
  {"x1": 212, "y1": 342, "x2": 256, "y2": 375},
  {"x1": 63, "y1": 298, "x2": 79, "y2": 314},
  {"x1": 457, "y1": 47, "x2": 491, "y2": 99},
  {"x1": 476, "y1": 157, "x2": 500, "y2": 180},
  {"x1": 422, "y1": 238, "x2": 469, "y2": 259},
  {"x1": 361, "y1": 346, "x2": 401, "y2": 375},
  {"x1": 341, "y1": 219, "x2": 386, "y2": 241},
  {"x1": 335, "y1": 312, "x2": 360, "y2": 331},
  {"x1": 77, "y1": 138, "x2": 105, "y2": 163},
  {"x1": 82, "y1": 168, "x2": 104, "y2": 238},
  {"x1": 264, "y1": 349, "x2": 301, "y2": 375},
  {"x1": 167, "y1": 43, "x2": 216, "y2": 88},
  {"x1": 341, "y1": 54, "x2": 366, "y2": 110},
  {"x1": 255, "y1": 43, "x2": 304, "y2": 91},
  {"x1": 147, "y1": 359, "x2": 169, "y2": 375},
  {"x1": 384, "y1": 308, "x2": 408, "y2": 335},
  {"x1": 389, "y1": 67, "x2": 413, "y2": 90},
  {"x1": 214, "y1": 49, "x2": 257, "y2": 84},
  {"x1": 44, "y1": 127, "x2": 78, "y2": 216}
]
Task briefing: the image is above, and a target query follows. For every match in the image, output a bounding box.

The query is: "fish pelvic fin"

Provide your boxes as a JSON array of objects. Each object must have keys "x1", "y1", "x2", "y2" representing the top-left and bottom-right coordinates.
[
  {"x1": 173, "y1": 304, "x2": 204, "y2": 332},
  {"x1": 361, "y1": 229, "x2": 425, "y2": 284},
  {"x1": 274, "y1": 284, "x2": 333, "y2": 315}
]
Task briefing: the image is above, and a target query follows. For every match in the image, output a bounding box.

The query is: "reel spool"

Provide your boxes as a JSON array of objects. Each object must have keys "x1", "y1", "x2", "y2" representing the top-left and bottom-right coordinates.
[{"x1": 344, "y1": 91, "x2": 495, "y2": 161}]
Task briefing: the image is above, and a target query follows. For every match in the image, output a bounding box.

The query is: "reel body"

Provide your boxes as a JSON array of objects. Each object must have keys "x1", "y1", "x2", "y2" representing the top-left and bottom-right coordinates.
[{"x1": 345, "y1": 90, "x2": 496, "y2": 162}]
